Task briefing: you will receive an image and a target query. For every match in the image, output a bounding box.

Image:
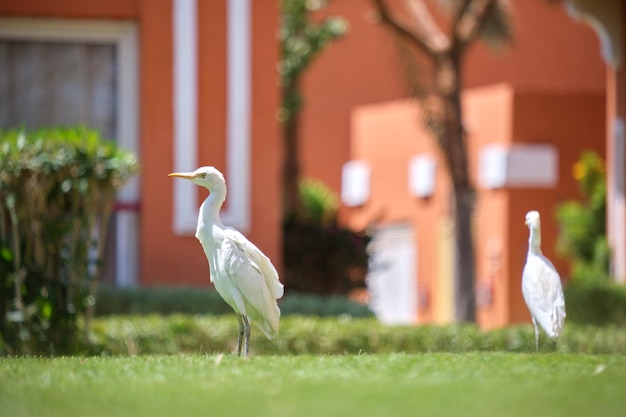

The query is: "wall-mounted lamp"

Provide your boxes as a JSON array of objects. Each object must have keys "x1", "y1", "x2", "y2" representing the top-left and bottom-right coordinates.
[
  {"x1": 341, "y1": 160, "x2": 371, "y2": 206},
  {"x1": 408, "y1": 154, "x2": 436, "y2": 198}
]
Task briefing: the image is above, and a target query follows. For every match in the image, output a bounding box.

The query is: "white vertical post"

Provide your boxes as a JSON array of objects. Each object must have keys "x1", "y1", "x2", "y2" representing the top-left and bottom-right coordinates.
[
  {"x1": 222, "y1": 0, "x2": 251, "y2": 233},
  {"x1": 171, "y1": 0, "x2": 251, "y2": 234},
  {"x1": 115, "y1": 24, "x2": 140, "y2": 287},
  {"x1": 611, "y1": 118, "x2": 626, "y2": 282},
  {"x1": 172, "y1": 0, "x2": 199, "y2": 234}
]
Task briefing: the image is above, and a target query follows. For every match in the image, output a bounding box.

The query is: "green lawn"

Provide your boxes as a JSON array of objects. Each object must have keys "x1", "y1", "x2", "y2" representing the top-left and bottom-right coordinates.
[{"x1": 1, "y1": 353, "x2": 625, "y2": 417}]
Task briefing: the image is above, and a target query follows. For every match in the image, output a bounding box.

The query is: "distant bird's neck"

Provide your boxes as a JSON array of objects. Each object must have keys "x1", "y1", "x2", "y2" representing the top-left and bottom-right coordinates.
[{"x1": 528, "y1": 226, "x2": 542, "y2": 255}]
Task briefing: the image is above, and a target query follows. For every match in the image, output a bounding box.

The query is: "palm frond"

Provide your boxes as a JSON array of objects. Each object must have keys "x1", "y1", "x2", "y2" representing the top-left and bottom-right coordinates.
[
  {"x1": 477, "y1": 0, "x2": 513, "y2": 51},
  {"x1": 434, "y1": 0, "x2": 465, "y2": 13}
]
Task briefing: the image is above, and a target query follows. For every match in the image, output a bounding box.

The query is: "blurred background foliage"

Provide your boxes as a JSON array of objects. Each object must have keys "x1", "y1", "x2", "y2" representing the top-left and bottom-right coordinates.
[
  {"x1": 564, "y1": 281, "x2": 626, "y2": 326},
  {"x1": 298, "y1": 178, "x2": 340, "y2": 226},
  {"x1": 283, "y1": 179, "x2": 372, "y2": 296},
  {"x1": 554, "y1": 150, "x2": 626, "y2": 325},
  {"x1": 93, "y1": 287, "x2": 373, "y2": 318},
  {"x1": 0, "y1": 127, "x2": 138, "y2": 355},
  {"x1": 556, "y1": 150, "x2": 610, "y2": 283},
  {"x1": 277, "y1": 1, "x2": 370, "y2": 298},
  {"x1": 278, "y1": 0, "x2": 348, "y2": 225},
  {"x1": 278, "y1": 0, "x2": 348, "y2": 124}
]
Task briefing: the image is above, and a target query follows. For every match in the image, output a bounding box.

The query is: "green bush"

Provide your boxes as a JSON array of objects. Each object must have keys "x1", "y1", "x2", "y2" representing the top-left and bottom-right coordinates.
[
  {"x1": 81, "y1": 315, "x2": 626, "y2": 356},
  {"x1": 556, "y1": 151, "x2": 610, "y2": 282},
  {"x1": 555, "y1": 151, "x2": 626, "y2": 326},
  {"x1": 283, "y1": 179, "x2": 371, "y2": 296},
  {"x1": 94, "y1": 286, "x2": 373, "y2": 318},
  {"x1": 565, "y1": 280, "x2": 626, "y2": 326},
  {"x1": 278, "y1": 0, "x2": 347, "y2": 123},
  {"x1": 0, "y1": 127, "x2": 138, "y2": 355},
  {"x1": 298, "y1": 178, "x2": 340, "y2": 225}
]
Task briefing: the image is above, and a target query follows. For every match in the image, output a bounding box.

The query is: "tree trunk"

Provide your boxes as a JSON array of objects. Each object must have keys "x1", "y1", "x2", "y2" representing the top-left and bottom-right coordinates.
[
  {"x1": 369, "y1": 0, "x2": 498, "y2": 323},
  {"x1": 282, "y1": 82, "x2": 302, "y2": 218},
  {"x1": 453, "y1": 185, "x2": 476, "y2": 322},
  {"x1": 439, "y1": 52, "x2": 477, "y2": 322}
]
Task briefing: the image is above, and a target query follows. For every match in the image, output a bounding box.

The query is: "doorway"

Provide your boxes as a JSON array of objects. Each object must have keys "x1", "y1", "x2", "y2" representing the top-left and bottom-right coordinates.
[{"x1": 367, "y1": 223, "x2": 418, "y2": 324}]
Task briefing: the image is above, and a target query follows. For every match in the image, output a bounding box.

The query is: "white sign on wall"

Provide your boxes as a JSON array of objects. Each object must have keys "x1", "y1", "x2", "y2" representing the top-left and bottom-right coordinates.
[{"x1": 479, "y1": 143, "x2": 558, "y2": 189}]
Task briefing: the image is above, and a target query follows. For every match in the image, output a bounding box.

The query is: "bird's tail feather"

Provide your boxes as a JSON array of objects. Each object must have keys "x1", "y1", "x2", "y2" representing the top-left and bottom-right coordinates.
[
  {"x1": 550, "y1": 296, "x2": 566, "y2": 338},
  {"x1": 247, "y1": 301, "x2": 280, "y2": 339}
]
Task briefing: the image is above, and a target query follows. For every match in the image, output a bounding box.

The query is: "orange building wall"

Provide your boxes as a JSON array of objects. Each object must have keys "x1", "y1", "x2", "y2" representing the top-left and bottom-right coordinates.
[
  {"x1": 465, "y1": 84, "x2": 515, "y2": 328},
  {"x1": 144, "y1": 0, "x2": 281, "y2": 286},
  {"x1": 464, "y1": 0, "x2": 605, "y2": 91},
  {"x1": 505, "y1": 91, "x2": 606, "y2": 324},
  {"x1": 0, "y1": 0, "x2": 138, "y2": 18},
  {"x1": 299, "y1": 0, "x2": 605, "y2": 195},
  {"x1": 0, "y1": 0, "x2": 282, "y2": 287},
  {"x1": 248, "y1": 1, "x2": 282, "y2": 277},
  {"x1": 300, "y1": 1, "x2": 407, "y2": 192},
  {"x1": 349, "y1": 85, "x2": 605, "y2": 328},
  {"x1": 347, "y1": 100, "x2": 451, "y2": 324},
  {"x1": 142, "y1": 0, "x2": 202, "y2": 286},
  {"x1": 468, "y1": 87, "x2": 605, "y2": 328}
]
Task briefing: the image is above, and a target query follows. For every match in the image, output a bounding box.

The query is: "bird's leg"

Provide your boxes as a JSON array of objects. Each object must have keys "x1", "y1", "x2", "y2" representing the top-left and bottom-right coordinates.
[
  {"x1": 532, "y1": 317, "x2": 539, "y2": 352},
  {"x1": 236, "y1": 314, "x2": 245, "y2": 356},
  {"x1": 242, "y1": 315, "x2": 250, "y2": 357}
]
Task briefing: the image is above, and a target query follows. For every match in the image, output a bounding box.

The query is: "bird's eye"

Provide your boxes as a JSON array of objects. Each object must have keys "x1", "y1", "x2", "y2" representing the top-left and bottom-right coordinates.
[{"x1": 201, "y1": 173, "x2": 206, "y2": 178}]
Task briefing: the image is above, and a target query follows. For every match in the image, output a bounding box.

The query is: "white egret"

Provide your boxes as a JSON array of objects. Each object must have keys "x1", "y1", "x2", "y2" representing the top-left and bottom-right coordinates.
[
  {"x1": 522, "y1": 210, "x2": 566, "y2": 352},
  {"x1": 169, "y1": 166, "x2": 284, "y2": 356}
]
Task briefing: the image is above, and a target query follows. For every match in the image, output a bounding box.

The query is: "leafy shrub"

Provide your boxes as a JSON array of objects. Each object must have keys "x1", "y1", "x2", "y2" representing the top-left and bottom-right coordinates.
[
  {"x1": 278, "y1": 0, "x2": 348, "y2": 123},
  {"x1": 555, "y1": 152, "x2": 626, "y2": 326},
  {"x1": 556, "y1": 151, "x2": 610, "y2": 282},
  {"x1": 80, "y1": 315, "x2": 626, "y2": 356},
  {"x1": 283, "y1": 179, "x2": 371, "y2": 296},
  {"x1": 0, "y1": 127, "x2": 138, "y2": 355},
  {"x1": 283, "y1": 219, "x2": 371, "y2": 295},
  {"x1": 298, "y1": 178, "x2": 340, "y2": 225},
  {"x1": 564, "y1": 280, "x2": 626, "y2": 326},
  {"x1": 93, "y1": 286, "x2": 373, "y2": 318}
]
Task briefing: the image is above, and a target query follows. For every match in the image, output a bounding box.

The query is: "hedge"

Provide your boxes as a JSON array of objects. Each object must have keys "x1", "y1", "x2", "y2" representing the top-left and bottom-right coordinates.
[
  {"x1": 95, "y1": 280, "x2": 626, "y2": 325},
  {"x1": 82, "y1": 315, "x2": 626, "y2": 356},
  {"x1": 564, "y1": 280, "x2": 626, "y2": 325},
  {"x1": 94, "y1": 287, "x2": 374, "y2": 318}
]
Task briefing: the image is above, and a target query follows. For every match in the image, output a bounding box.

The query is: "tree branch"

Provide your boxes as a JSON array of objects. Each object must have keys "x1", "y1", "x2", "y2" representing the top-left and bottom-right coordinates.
[
  {"x1": 404, "y1": 0, "x2": 450, "y2": 53},
  {"x1": 454, "y1": 0, "x2": 497, "y2": 47},
  {"x1": 371, "y1": 0, "x2": 446, "y2": 58}
]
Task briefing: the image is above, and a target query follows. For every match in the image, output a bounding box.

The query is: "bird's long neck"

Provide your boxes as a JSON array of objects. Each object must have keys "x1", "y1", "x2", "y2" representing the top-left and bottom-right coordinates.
[
  {"x1": 528, "y1": 225, "x2": 542, "y2": 255},
  {"x1": 200, "y1": 183, "x2": 227, "y2": 227}
]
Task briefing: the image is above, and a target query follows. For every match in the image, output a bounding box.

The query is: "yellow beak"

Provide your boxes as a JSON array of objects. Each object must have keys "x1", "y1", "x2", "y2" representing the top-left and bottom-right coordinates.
[{"x1": 168, "y1": 172, "x2": 196, "y2": 179}]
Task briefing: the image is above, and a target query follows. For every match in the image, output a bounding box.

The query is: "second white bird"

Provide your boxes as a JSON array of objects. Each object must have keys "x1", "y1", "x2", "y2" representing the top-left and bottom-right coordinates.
[{"x1": 522, "y1": 210, "x2": 566, "y2": 352}]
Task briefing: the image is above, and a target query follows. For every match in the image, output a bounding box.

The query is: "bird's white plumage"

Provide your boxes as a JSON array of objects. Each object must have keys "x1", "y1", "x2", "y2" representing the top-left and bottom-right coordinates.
[
  {"x1": 169, "y1": 166, "x2": 283, "y2": 355},
  {"x1": 202, "y1": 227, "x2": 283, "y2": 338},
  {"x1": 522, "y1": 210, "x2": 566, "y2": 350}
]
